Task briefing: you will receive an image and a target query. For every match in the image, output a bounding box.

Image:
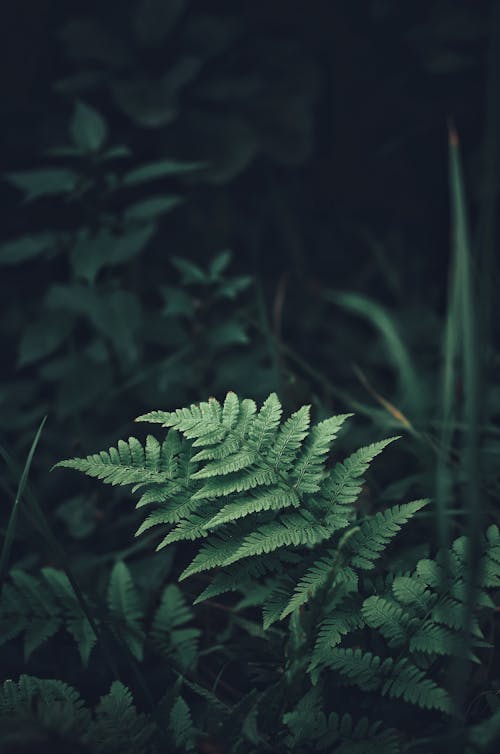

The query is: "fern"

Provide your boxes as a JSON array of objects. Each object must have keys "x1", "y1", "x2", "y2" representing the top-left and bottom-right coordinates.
[
  {"x1": 57, "y1": 393, "x2": 394, "y2": 605},
  {"x1": 0, "y1": 562, "x2": 199, "y2": 669},
  {"x1": 55, "y1": 392, "x2": 500, "y2": 737},
  {"x1": 151, "y1": 584, "x2": 201, "y2": 671},
  {"x1": 107, "y1": 561, "x2": 145, "y2": 660},
  {"x1": 325, "y1": 647, "x2": 452, "y2": 712},
  {"x1": 0, "y1": 676, "x2": 158, "y2": 753}
]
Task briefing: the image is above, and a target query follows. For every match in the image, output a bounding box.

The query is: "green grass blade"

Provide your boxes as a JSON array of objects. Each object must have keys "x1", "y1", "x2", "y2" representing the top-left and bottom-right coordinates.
[
  {"x1": 0, "y1": 417, "x2": 46, "y2": 590},
  {"x1": 446, "y1": 124, "x2": 482, "y2": 711},
  {"x1": 323, "y1": 290, "x2": 421, "y2": 411}
]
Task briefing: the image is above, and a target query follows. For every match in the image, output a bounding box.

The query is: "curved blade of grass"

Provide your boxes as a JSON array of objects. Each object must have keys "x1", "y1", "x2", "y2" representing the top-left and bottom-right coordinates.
[
  {"x1": 446, "y1": 124, "x2": 481, "y2": 712},
  {"x1": 0, "y1": 417, "x2": 46, "y2": 591},
  {"x1": 323, "y1": 290, "x2": 421, "y2": 412}
]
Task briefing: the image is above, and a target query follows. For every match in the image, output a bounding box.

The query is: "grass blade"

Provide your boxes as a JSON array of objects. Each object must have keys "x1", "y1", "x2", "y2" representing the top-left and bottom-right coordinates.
[
  {"x1": 324, "y1": 290, "x2": 421, "y2": 412},
  {"x1": 0, "y1": 417, "x2": 46, "y2": 590},
  {"x1": 446, "y1": 124, "x2": 482, "y2": 711}
]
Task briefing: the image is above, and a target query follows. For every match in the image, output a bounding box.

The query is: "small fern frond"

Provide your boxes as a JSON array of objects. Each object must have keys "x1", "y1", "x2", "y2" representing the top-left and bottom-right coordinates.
[
  {"x1": 55, "y1": 435, "x2": 175, "y2": 487},
  {"x1": 151, "y1": 585, "x2": 200, "y2": 670},
  {"x1": 293, "y1": 413, "x2": 353, "y2": 493},
  {"x1": 92, "y1": 681, "x2": 156, "y2": 753},
  {"x1": 222, "y1": 512, "x2": 341, "y2": 567},
  {"x1": 247, "y1": 392, "x2": 283, "y2": 453},
  {"x1": 361, "y1": 596, "x2": 410, "y2": 646},
  {"x1": 268, "y1": 404, "x2": 310, "y2": 471},
  {"x1": 41, "y1": 567, "x2": 96, "y2": 665},
  {"x1": 206, "y1": 487, "x2": 299, "y2": 528},
  {"x1": 349, "y1": 499, "x2": 429, "y2": 570},
  {"x1": 169, "y1": 695, "x2": 196, "y2": 751},
  {"x1": 107, "y1": 562, "x2": 144, "y2": 660},
  {"x1": 322, "y1": 437, "x2": 399, "y2": 506},
  {"x1": 280, "y1": 556, "x2": 357, "y2": 620},
  {"x1": 326, "y1": 648, "x2": 452, "y2": 713}
]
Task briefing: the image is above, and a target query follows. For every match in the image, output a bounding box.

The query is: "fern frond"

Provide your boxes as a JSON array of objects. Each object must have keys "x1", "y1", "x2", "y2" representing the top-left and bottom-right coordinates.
[
  {"x1": 151, "y1": 585, "x2": 200, "y2": 670},
  {"x1": 4, "y1": 570, "x2": 61, "y2": 661},
  {"x1": 107, "y1": 562, "x2": 144, "y2": 660},
  {"x1": 180, "y1": 534, "x2": 243, "y2": 580},
  {"x1": 281, "y1": 556, "x2": 357, "y2": 620},
  {"x1": 206, "y1": 486, "x2": 299, "y2": 528},
  {"x1": 322, "y1": 437, "x2": 399, "y2": 506},
  {"x1": 193, "y1": 554, "x2": 294, "y2": 604},
  {"x1": 361, "y1": 596, "x2": 410, "y2": 646},
  {"x1": 409, "y1": 621, "x2": 481, "y2": 661},
  {"x1": 309, "y1": 609, "x2": 362, "y2": 672},
  {"x1": 246, "y1": 392, "x2": 283, "y2": 452},
  {"x1": 223, "y1": 512, "x2": 342, "y2": 567},
  {"x1": 191, "y1": 449, "x2": 257, "y2": 479},
  {"x1": 268, "y1": 404, "x2": 310, "y2": 471},
  {"x1": 55, "y1": 435, "x2": 174, "y2": 487},
  {"x1": 349, "y1": 499, "x2": 429, "y2": 570},
  {"x1": 262, "y1": 580, "x2": 295, "y2": 629},
  {"x1": 326, "y1": 648, "x2": 452, "y2": 712},
  {"x1": 191, "y1": 466, "x2": 278, "y2": 500},
  {"x1": 92, "y1": 681, "x2": 156, "y2": 753},
  {"x1": 293, "y1": 413, "x2": 352, "y2": 493},
  {"x1": 41, "y1": 567, "x2": 96, "y2": 665},
  {"x1": 391, "y1": 573, "x2": 435, "y2": 612},
  {"x1": 319, "y1": 712, "x2": 401, "y2": 753},
  {"x1": 170, "y1": 695, "x2": 196, "y2": 750}
]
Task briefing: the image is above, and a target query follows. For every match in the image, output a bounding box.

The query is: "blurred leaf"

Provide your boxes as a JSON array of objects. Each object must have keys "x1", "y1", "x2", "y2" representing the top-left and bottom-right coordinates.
[
  {"x1": 46, "y1": 285, "x2": 142, "y2": 361},
  {"x1": 216, "y1": 276, "x2": 253, "y2": 300},
  {"x1": 70, "y1": 225, "x2": 155, "y2": 282},
  {"x1": 207, "y1": 321, "x2": 249, "y2": 348},
  {"x1": 55, "y1": 495, "x2": 97, "y2": 540},
  {"x1": 209, "y1": 250, "x2": 232, "y2": 278},
  {"x1": 171, "y1": 257, "x2": 207, "y2": 284},
  {"x1": 122, "y1": 159, "x2": 207, "y2": 186},
  {"x1": 101, "y1": 146, "x2": 132, "y2": 161},
  {"x1": 124, "y1": 195, "x2": 184, "y2": 221},
  {"x1": 0, "y1": 234, "x2": 54, "y2": 265},
  {"x1": 133, "y1": 0, "x2": 187, "y2": 46},
  {"x1": 160, "y1": 286, "x2": 195, "y2": 318},
  {"x1": 70, "y1": 101, "x2": 108, "y2": 152},
  {"x1": 18, "y1": 314, "x2": 74, "y2": 366},
  {"x1": 6, "y1": 169, "x2": 79, "y2": 201}
]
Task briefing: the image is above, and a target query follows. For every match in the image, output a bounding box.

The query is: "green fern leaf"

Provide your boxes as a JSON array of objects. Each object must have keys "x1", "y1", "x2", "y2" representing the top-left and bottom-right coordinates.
[
  {"x1": 349, "y1": 499, "x2": 429, "y2": 570},
  {"x1": 361, "y1": 596, "x2": 409, "y2": 646},
  {"x1": 170, "y1": 695, "x2": 196, "y2": 750},
  {"x1": 107, "y1": 562, "x2": 144, "y2": 660},
  {"x1": 323, "y1": 437, "x2": 399, "y2": 506},
  {"x1": 293, "y1": 414, "x2": 352, "y2": 493},
  {"x1": 55, "y1": 436, "x2": 172, "y2": 487},
  {"x1": 206, "y1": 486, "x2": 299, "y2": 528},
  {"x1": 268, "y1": 405, "x2": 310, "y2": 471}
]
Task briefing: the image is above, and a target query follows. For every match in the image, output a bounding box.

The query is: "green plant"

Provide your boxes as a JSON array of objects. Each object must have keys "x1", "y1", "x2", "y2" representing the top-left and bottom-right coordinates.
[
  {"x1": 0, "y1": 674, "x2": 192, "y2": 753},
  {"x1": 51, "y1": 391, "x2": 500, "y2": 752}
]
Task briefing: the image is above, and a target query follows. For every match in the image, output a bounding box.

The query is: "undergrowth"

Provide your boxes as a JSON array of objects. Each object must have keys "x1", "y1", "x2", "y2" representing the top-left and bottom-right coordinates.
[{"x1": 1, "y1": 392, "x2": 497, "y2": 752}]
